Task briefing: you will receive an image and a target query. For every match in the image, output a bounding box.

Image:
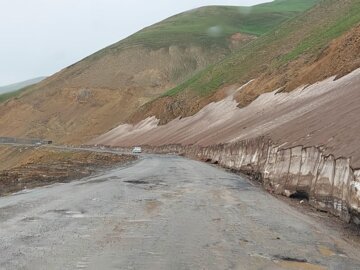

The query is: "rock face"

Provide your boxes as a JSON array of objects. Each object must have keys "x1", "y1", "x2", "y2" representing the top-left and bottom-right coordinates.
[{"x1": 147, "y1": 138, "x2": 360, "y2": 224}]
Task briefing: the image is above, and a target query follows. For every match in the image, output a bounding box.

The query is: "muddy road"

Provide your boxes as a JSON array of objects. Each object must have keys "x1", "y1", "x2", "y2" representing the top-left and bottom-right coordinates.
[{"x1": 0, "y1": 155, "x2": 359, "y2": 269}]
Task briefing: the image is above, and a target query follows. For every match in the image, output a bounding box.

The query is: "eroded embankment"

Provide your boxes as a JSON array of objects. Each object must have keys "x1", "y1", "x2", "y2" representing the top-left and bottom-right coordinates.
[
  {"x1": 93, "y1": 68, "x2": 360, "y2": 225},
  {"x1": 146, "y1": 138, "x2": 360, "y2": 225},
  {"x1": 94, "y1": 68, "x2": 360, "y2": 167}
]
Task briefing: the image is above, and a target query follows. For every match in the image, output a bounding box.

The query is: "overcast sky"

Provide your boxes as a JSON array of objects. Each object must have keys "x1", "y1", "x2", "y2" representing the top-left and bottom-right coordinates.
[{"x1": 0, "y1": 0, "x2": 271, "y2": 85}]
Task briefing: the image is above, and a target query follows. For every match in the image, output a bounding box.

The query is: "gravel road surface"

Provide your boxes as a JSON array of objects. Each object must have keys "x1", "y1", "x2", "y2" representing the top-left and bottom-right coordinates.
[{"x1": 1, "y1": 155, "x2": 359, "y2": 270}]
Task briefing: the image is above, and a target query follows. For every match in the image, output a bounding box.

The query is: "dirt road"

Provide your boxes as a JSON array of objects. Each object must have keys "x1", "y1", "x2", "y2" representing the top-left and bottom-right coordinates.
[{"x1": 0, "y1": 155, "x2": 359, "y2": 269}]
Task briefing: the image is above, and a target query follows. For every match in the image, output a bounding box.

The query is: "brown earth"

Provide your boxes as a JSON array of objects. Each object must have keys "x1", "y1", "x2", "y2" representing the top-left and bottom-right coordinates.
[
  {"x1": 0, "y1": 145, "x2": 39, "y2": 171},
  {"x1": 0, "y1": 2, "x2": 321, "y2": 145},
  {"x1": 229, "y1": 33, "x2": 257, "y2": 51},
  {"x1": 0, "y1": 2, "x2": 358, "y2": 150},
  {"x1": 128, "y1": 84, "x2": 232, "y2": 126},
  {"x1": 0, "y1": 146, "x2": 136, "y2": 196},
  {"x1": 94, "y1": 67, "x2": 360, "y2": 167},
  {"x1": 128, "y1": 3, "x2": 360, "y2": 126},
  {"x1": 125, "y1": 22, "x2": 360, "y2": 136},
  {"x1": 235, "y1": 23, "x2": 360, "y2": 107},
  {"x1": 0, "y1": 45, "x2": 228, "y2": 144},
  {"x1": 0, "y1": 2, "x2": 344, "y2": 145}
]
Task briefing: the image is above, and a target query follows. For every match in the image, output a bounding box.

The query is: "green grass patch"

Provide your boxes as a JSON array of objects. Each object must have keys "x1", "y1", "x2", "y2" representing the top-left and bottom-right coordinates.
[
  {"x1": 281, "y1": 4, "x2": 360, "y2": 62},
  {"x1": 0, "y1": 85, "x2": 32, "y2": 103},
  {"x1": 161, "y1": 0, "x2": 359, "y2": 98},
  {"x1": 99, "y1": 0, "x2": 318, "y2": 53}
]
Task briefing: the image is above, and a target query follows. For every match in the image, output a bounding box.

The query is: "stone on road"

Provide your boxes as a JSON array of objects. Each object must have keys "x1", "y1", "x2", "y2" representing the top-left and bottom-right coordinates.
[{"x1": 0, "y1": 155, "x2": 359, "y2": 269}]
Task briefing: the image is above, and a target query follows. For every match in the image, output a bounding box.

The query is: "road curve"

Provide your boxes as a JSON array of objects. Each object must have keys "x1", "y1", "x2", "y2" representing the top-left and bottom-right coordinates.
[{"x1": 0, "y1": 155, "x2": 359, "y2": 270}]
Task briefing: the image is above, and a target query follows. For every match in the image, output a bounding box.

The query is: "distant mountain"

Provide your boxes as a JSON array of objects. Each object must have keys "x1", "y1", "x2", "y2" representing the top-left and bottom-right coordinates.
[{"x1": 0, "y1": 77, "x2": 46, "y2": 95}]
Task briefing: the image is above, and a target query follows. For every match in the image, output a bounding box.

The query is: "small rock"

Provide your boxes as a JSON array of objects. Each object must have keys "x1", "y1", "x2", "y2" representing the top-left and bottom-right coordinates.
[{"x1": 284, "y1": 190, "x2": 292, "y2": 197}]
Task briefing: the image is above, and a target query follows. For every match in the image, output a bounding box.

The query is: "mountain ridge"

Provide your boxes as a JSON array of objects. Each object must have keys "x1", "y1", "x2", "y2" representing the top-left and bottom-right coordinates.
[
  {"x1": 0, "y1": 0, "x2": 318, "y2": 143},
  {"x1": 0, "y1": 76, "x2": 46, "y2": 95},
  {"x1": 128, "y1": 0, "x2": 360, "y2": 125}
]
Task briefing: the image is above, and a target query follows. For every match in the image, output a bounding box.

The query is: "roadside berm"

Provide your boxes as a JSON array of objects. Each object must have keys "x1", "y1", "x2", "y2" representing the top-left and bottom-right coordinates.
[{"x1": 0, "y1": 146, "x2": 136, "y2": 196}]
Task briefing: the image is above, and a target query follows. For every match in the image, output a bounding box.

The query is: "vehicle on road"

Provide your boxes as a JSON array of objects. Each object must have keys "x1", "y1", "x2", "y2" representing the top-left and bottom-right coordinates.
[{"x1": 132, "y1": 147, "x2": 142, "y2": 154}]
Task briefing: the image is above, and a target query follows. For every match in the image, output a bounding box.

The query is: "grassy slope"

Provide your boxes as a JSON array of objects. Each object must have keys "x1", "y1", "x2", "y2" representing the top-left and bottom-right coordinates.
[
  {"x1": 160, "y1": 0, "x2": 360, "y2": 98},
  {"x1": 0, "y1": 77, "x2": 46, "y2": 103},
  {"x1": 92, "y1": 0, "x2": 318, "y2": 55},
  {"x1": 0, "y1": 77, "x2": 46, "y2": 95},
  {"x1": 0, "y1": 85, "x2": 32, "y2": 103}
]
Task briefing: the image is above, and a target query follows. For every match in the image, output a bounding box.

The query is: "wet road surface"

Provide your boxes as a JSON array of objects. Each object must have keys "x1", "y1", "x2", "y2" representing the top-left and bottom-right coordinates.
[{"x1": 0, "y1": 155, "x2": 359, "y2": 270}]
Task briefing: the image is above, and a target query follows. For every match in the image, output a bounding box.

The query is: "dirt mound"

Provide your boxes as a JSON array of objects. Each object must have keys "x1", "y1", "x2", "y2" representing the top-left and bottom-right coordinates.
[{"x1": 0, "y1": 146, "x2": 135, "y2": 196}]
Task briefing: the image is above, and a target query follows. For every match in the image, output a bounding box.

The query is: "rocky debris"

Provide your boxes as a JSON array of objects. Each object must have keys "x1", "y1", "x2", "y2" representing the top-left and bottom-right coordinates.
[
  {"x1": 0, "y1": 149, "x2": 136, "y2": 196},
  {"x1": 145, "y1": 137, "x2": 360, "y2": 225},
  {"x1": 75, "y1": 88, "x2": 93, "y2": 103}
]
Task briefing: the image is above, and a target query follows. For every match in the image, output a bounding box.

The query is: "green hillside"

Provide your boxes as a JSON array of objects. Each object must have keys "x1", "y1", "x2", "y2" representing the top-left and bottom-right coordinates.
[
  {"x1": 0, "y1": 77, "x2": 46, "y2": 103},
  {"x1": 0, "y1": 84, "x2": 40, "y2": 103},
  {"x1": 100, "y1": 0, "x2": 318, "y2": 51},
  {"x1": 162, "y1": 0, "x2": 360, "y2": 98},
  {"x1": 0, "y1": 0, "x2": 318, "y2": 106},
  {"x1": 0, "y1": 0, "x2": 322, "y2": 143},
  {"x1": 0, "y1": 77, "x2": 46, "y2": 95}
]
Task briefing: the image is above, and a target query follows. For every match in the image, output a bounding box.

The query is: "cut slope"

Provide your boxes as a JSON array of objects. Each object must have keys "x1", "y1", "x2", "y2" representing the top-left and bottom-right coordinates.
[
  {"x1": 130, "y1": 0, "x2": 360, "y2": 125},
  {"x1": 0, "y1": 1, "x2": 318, "y2": 143},
  {"x1": 94, "y1": 68, "x2": 360, "y2": 167}
]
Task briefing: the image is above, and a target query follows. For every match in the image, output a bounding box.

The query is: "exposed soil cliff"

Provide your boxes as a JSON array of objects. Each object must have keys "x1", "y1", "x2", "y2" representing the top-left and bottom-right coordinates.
[
  {"x1": 146, "y1": 138, "x2": 360, "y2": 225},
  {"x1": 94, "y1": 68, "x2": 360, "y2": 166}
]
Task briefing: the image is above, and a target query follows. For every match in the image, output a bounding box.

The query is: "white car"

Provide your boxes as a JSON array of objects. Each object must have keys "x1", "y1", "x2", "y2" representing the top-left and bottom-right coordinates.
[{"x1": 132, "y1": 147, "x2": 142, "y2": 154}]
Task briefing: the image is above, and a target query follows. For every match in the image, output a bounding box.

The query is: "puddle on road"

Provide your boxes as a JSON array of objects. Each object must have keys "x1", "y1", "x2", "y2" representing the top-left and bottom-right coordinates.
[
  {"x1": 124, "y1": 180, "x2": 149, "y2": 185},
  {"x1": 124, "y1": 179, "x2": 167, "y2": 191}
]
